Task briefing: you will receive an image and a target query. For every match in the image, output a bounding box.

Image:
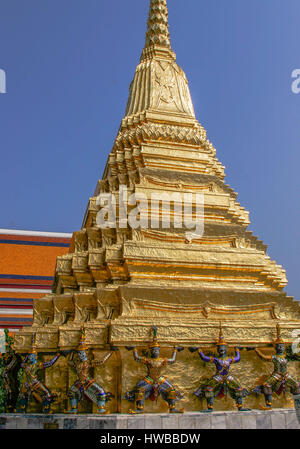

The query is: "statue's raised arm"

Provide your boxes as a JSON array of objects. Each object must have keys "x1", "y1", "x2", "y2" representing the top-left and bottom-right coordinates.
[
  {"x1": 168, "y1": 346, "x2": 184, "y2": 365},
  {"x1": 92, "y1": 346, "x2": 119, "y2": 367},
  {"x1": 125, "y1": 346, "x2": 145, "y2": 364}
]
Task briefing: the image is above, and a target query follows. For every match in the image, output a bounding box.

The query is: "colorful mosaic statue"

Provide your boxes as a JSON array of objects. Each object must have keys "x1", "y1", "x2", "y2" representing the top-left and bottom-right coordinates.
[
  {"x1": 124, "y1": 326, "x2": 184, "y2": 414},
  {"x1": 189, "y1": 323, "x2": 250, "y2": 413},
  {"x1": 0, "y1": 330, "x2": 21, "y2": 412},
  {"x1": 66, "y1": 327, "x2": 118, "y2": 414},
  {"x1": 250, "y1": 323, "x2": 300, "y2": 410},
  {"x1": 16, "y1": 334, "x2": 61, "y2": 414}
]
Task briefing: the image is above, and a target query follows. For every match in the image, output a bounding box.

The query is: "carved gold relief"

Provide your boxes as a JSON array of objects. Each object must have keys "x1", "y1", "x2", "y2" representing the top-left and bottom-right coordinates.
[
  {"x1": 88, "y1": 248, "x2": 105, "y2": 268},
  {"x1": 56, "y1": 254, "x2": 73, "y2": 275},
  {"x1": 141, "y1": 229, "x2": 237, "y2": 247},
  {"x1": 119, "y1": 297, "x2": 280, "y2": 321},
  {"x1": 87, "y1": 227, "x2": 101, "y2": 250},
  {"x1": 32, "y1": 296, "x2": 54, "y2": 326},
  {"x1": 144, "y1": 175, "x2": 214, "y2": 191},
  {"x1": 110, "y1": 320, "x2": 297, "y2": 346},
  {"x1": 74, "y1": 292, "x2": 97, "y2": 322},
  {"x1": 58, "y1": 326, "x2": 108, "y2": 349},
  {"x1": 53, "y1": 295, "x2": 75, "y2": 325},
  {"x1": 72, "y1": 252, "x2": 88, "y2": 271},
  {"x1": 74, "y1": 230, "x2": 88, "y2": 252}
]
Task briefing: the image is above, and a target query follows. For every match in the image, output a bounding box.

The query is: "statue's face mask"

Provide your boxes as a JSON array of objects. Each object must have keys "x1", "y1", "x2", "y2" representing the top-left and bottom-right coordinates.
[
  {"x1": 276, "y1": 344, "x2": 285, "y2": 355},
  {"x1": 150, "y1": 347, "x2": 160, "y2": 358},
  {"x1": 217, "y1": 345, "x2": 227, "y2": 357},
  {"x1": 28, "y1": 354, "x2": 37, "y2": 364},
  {"x1": 77, "y1": 351, "x2": 88, "y2": 362}
]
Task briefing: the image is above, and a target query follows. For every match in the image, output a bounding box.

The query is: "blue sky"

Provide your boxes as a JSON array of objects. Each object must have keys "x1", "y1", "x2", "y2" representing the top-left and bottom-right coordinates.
[{"x1": 0, "y1": 0, "x2": 299, "y2": 299}]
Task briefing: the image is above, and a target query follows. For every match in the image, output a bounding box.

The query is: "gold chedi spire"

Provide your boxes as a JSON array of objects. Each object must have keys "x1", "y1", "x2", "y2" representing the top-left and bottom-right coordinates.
[
  {"x1": 145, "y1": 0, "x2": 171, "y2": 50},
  {"x1": 140, "y1": 0, "x2": 176, "y2": 63},
  {"x1": 125, "y1": 0, "x2": 195, "y2": 124}
]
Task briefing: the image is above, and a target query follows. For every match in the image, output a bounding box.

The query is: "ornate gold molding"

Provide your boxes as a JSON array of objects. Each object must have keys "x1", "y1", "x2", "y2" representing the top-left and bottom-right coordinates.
[{"x1": 120, "y1": 297, "x2": 280, "y2": 321}]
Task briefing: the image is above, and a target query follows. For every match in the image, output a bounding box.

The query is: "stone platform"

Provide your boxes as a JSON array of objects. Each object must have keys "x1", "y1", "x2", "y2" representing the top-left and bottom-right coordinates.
[{"x1": 0, "y1": 409, "x2": 299, "y2": 429}]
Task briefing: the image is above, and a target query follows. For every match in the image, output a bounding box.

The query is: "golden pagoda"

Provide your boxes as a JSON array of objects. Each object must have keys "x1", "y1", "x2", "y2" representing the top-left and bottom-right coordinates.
[{"x1": 14, "y1": 0, "x2": 300, "y2": 413}]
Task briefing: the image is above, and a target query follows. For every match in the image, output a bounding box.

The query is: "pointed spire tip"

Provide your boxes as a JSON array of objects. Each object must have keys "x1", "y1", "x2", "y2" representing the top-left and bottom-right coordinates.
[{"x1": 145, "y1": 0, "x2": 171, "y2": 50}]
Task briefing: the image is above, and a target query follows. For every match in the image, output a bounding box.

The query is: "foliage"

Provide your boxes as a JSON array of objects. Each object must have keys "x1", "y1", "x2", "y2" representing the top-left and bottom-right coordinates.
[{"x1": 0, "y1": 357, "x2": 6, "y2": 413}]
